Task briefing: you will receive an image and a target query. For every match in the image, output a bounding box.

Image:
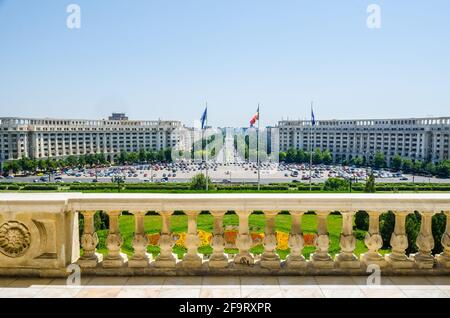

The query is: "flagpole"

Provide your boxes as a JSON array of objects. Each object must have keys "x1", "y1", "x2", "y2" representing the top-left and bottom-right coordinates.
[
  {"x1": 257, "y1": 103, "x2": 261, "y2": 191},
  {"x1": 205, "y1": 101, "x2": 208, "y2": 192},
  {"x1": 309, "y1": 101, "x2": 313, "y2": 191}
]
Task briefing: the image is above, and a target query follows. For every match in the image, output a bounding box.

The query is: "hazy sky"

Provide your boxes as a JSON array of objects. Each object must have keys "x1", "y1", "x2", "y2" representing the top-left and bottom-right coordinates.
[{"x1": 0, "y1": 0, "x2": 449, "y2": 127}]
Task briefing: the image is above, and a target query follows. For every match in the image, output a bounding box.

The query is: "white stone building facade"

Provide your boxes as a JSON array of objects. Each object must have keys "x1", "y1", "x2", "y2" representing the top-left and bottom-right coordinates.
[
  {"x1": 0, "y1": 116, "x2": 182, "y2": 161},
  {"x1": 278, "y1": 117, "x2": 450, "y2": 164}
]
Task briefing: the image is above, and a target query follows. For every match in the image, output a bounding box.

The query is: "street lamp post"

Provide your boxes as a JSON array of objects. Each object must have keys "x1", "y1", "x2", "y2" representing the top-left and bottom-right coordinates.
[
  {"x1": 150, "y1": 162, "x2": 154, "y2": 183},
  {"x1": 410, "y1": 152, "x2": 417, "y2": 184}
]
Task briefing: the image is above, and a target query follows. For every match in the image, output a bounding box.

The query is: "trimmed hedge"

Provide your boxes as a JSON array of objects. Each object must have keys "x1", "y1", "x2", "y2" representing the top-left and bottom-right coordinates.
[
  {"x1": 5, "y1": 184, "x2": 20, "y2": 190},
  {"x1": 21, "y1": 185, "x2": 58, "y2": 191}
]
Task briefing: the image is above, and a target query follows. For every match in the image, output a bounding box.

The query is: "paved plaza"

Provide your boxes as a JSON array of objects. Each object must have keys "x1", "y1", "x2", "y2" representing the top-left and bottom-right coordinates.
[{"x1": 0, "y1": 276, "x2": 449, "y2": 298}]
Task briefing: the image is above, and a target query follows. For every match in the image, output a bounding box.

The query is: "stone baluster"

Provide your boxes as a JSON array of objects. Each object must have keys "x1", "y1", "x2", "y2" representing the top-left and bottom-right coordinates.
[
  {"x1": 209, "y1": 210, "x2": 228, "y2": 268},
  {"x1": 154, "y1": 211, "x2": 176, "y2": 268},
  {"x1": 385, "y1": 211, "x2": 414, "y2": 268},
  {"x1": 77, "y1": 210, "x2": 102, "y2": 267},
  {"x1": 181, "y1": 211, "x2": 202, "y2": 268},
  {"x1": 286, "y1": 211, "x2": 306, "y2": 269},
  {"x1": 103, "y1": 210, "x2": 126, "y2": 267},
  {"x1": 361, "y1": 211, "x2": 386, "y2": 267},
  {"x1": 234, "y1": 210, "x2": 254, "y2": 265},
  {"x1": 260, "y1": 210, "x2": 280, "y2": 269},
  {"x1": 336, "y1": 211, "x2": 360, "y2": 269},
  {"x1": 437, "y1": 211, "x2": 450, "y2": 268},
  {"x1": 413, "y1": 211, "x2": 435, "y2": 269},
  {"x1": 310, "y1": 211, "x2": 334, "y2": 268},
  {"x1": 128, "y1": 211, "x2": 150, "y2": 268}
]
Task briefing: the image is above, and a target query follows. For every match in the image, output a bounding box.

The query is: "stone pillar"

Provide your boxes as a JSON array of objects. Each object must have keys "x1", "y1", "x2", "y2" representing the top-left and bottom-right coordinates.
[
  {"x1": 103, "y1": 210, "x2": 126, "y2": 268},
  {"x1": 336, "y1": 211, "x2": 360, "y2": 269},
  {"x1": 128, "y1": 211, "x2": 150, "y2": 268},
  {"x1": 310, "y1": 211, "x2": 334, "y2": 268},
  {"x1": 286, "y1": 211, "x2": 306, "y2": 269},
  {"x1": 234, "y1": 210, "x2": 254, "y2": 265},
  {"x1": 181, "y1": 211, "x2": 202, "y2": 268},
  {"x1": 154, "y1": 211, "x2": 177, "y2": 268},
  {"x1": 361, "y1": 211, "x2": 386, "y2": 267},
  {"x1": 437, "y1": 211, "x2": 450, "y2": 268},
  {"x1": 209, "y1": 211, "x2": 228, "y2": 268},
  {"x1": 413, "y1": 211, "x2": 435, "y2": 269},
  {"x1": 260, "y1": 211, "x2": 280, "y2": 269},
  {"x1": 385, "y1": 211, "x2": 414, "y2": 269},
  {"x1": 77, "y1": 210, "x2": 102, "y2": 268}
]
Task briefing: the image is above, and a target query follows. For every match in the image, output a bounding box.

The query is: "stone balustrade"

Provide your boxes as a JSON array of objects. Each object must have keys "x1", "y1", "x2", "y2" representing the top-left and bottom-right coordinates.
[{"x1": 1, "y1": 193, "x2": 450, "y2": 277}]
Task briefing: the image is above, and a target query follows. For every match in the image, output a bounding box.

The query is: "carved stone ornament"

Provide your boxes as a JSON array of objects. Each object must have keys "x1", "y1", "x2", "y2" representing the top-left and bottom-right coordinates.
[{"x1": 0, "y1": 221, "x2": 31, "y2": 258}]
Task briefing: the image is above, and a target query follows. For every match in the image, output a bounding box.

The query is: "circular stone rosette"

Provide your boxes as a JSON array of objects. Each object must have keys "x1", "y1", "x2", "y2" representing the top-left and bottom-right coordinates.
[{"x1": 0, "y1": 221, "x2": 31, "y2": 257}]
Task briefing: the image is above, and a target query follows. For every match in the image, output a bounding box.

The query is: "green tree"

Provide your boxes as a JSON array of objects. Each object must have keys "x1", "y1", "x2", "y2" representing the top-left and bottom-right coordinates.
[
  {"x1": 3, "y1": 161, "x2": 20, "y2": 174},
  {"x1": 391, "y1": 155, "x2": 402, "y2": 171},
  {"x1": 138, "y1": 149, "x2": 147, "y2": 162},
  {"x1": 78, "y1": 155, "x2": 86, "y2": 167},
  {"x1": 157, "y1": 149, "x2": 165, "y2": 161},
  {"x1": 435, "y1": 160, "x2": 450, "y2": 178},
  {"x1": 312, "y1": 148, "x2": 323, "y2": 164},
  {"x1": 365, "y1": 173, "x2": 376, "y2": 193},
  {"x1": 164, "y1": 148, "x2": 172, "y2": 162},
  {"x1": 423, "y1": 161, "x2": 435, "y2": 175},
  {"x1": 127, "y1": 152, "x2": 139, "y2": 163},
  {"x1": 402, "y1": 158, "x2": 413, "y2": 173},
  {"x1": 351, "y1": 156, "x2": 364, "y2": 167},
  {"x1": 432, "y1": 213, "x2": 447, "y2": 254},
  {"x1": 373, "y1": 151, "x2": 386, "y2": 169},
  {"x1": 285, "y1": 148, "x2": 297, "y2": 163},
  {"x1": 412, "y1": 160, "x2": 422, "y2": 174},
  {"x1": 323, "y1": 178, "x2": 349, "y2": 191},
  {"x1": 279, "y1": 151, "x2": 286, "y2": 162},
  {"x1": 146, "y1": 151, "x2": 156, "y2": 162},
  {"x1": 118, "y1": 150, "x2": 128, "y2": 165},
  {"x1": 354, "y1": 211, "x2": 369, "y2": 231},
  {"x1": 322, "y1": 150, "x2": 333, "y2": 165},
  {"x1": 66, "y1": 155, "x2": 78, "y2": 167},
  {"x1": 189, "y1": 173, "x2": 214, "y2": 190},
  {"x1": 85, "y1": 154, "x2": 96, "y2": 167},
  {"x1": 37, "y1": 159, "x2": 47, "y2": 172}
]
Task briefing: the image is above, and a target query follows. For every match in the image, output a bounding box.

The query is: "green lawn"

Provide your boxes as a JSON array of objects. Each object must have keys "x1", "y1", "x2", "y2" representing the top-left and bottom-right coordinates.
[{"x1": 94, "y1": 214, "x2": 389, "y2": 260}]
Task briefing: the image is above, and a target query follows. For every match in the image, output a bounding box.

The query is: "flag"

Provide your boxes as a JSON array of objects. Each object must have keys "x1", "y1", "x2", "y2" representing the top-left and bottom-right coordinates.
[
  {"x1": 250, "y1": 105, "x2": 260, "y2": 127},
  {"x1": 200, "y1": 106, "x2": 207, "y2": 129},
  {"x1": 311, "y1": 107, "x2": 316, "y2": 126}
]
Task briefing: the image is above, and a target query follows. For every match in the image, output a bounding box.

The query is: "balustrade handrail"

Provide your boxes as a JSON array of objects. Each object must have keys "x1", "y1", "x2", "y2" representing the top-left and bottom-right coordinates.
[
  {"x1": 1, "y1": 193, "x2": 449, "y2": 213},
  {"x1": 0, "y1": 193, "x2": 449, "y2": 277}
]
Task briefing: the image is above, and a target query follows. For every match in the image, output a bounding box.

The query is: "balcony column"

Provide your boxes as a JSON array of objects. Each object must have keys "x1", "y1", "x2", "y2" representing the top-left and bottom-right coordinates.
[
  {"x1": 336, "y1": 211, "x2": 360, "y2": 269},
  {"x1": 77, "y1": 210, "x2": 102, "y2": 268},
  {"x1": 413, "y1": 211, "x2": 435, "y2": 269},
  {"x1": 286, "y1": 211, "x2": 306, "y2": 269},
  {"x1": 128, "y1": 211, "x2": 150, "y2": 268},
  {"x1": 437, "y1": 211, "x2": 450, "y2": 268},
  {"x1": 103, "y1": 210, "x2": 126, "y2": 268},
  {"x1": 154, "y1": 211, "x2": 176, "y2": 268},
  {"x1": 260, "y1": 210, "x2": 280, "y2": 269},
  {"x1": 361, "y1": 211, "x2": 386, "y2": 267},
  {"x1": 209, "y1": 210, "x2": 228, "y2": 268},
  {"x1": 234, "y1": 210, "x2": 254, "y2": 265},
  {"x1": 181, "y1": 210, "x2": 202, "y2": 268},
  {"x1": 310, "y1": 211, "x2": 334, "y2": 268},
  {"x1": 386, "y1": 211, "x2": 414, "y2": 269}
]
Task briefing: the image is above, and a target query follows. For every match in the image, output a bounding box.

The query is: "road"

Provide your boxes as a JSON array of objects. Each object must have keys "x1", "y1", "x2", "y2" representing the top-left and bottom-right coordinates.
[{"x1": 2, "y1": 174, "x2": 449, "y2": 185}]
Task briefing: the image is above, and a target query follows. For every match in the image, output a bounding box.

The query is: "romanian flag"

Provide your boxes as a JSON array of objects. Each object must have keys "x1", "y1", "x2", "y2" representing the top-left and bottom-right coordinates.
[{"x1": 250, "y1": 105, "x2": 259, "y2": 127}]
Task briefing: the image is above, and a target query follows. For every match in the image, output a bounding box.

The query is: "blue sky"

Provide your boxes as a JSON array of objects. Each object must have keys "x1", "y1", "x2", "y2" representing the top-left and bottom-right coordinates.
[{"x1": 0, "y1": 0, "x2": 449, "y2": 127}]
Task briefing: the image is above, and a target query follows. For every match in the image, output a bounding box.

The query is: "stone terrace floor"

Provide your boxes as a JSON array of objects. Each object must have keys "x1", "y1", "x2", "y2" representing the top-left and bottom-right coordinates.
[{"x1": 1, "y1": 276, "x2": 450, "y2": 298}]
